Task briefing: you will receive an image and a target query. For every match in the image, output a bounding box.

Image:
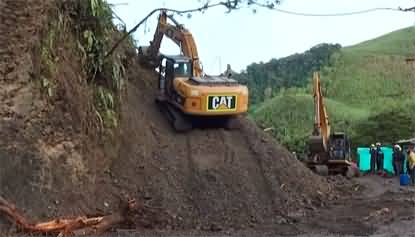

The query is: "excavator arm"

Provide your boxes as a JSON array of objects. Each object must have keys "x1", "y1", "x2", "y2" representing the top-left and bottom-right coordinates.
[
  {"x1": 139, "y1": 11, "x2": 202, "y2": 77},
  {"x1": 309, "y1": 72, "x2": 331, "y2": 157},
  {"x1": 306, "y1": 72, "x2": 355, "y2": 176}
]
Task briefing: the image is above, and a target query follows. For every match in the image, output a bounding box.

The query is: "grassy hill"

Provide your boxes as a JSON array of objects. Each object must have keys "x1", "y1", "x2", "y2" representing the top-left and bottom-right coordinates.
[
  {"x1": 322, "y1": 27, "x2": 415, "y2": 107},
  {"x1": 252, "y1": 27, "x2": 415, "y2": 153},
  {"x1": 253, "y1": 93, "x2": 369, "y2": 152},
  {"x1": 342, "y1": 27, "x2": 415, "y2": 56}
]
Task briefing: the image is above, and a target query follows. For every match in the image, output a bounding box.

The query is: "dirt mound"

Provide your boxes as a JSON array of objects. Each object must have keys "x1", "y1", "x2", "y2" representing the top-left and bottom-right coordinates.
[
  {"x1": 109, "y1": 60, "x2": 334, "y2": 230},
  {"x1": 0, "y1": 0, "x2": 334, "y2": 233},
  {"x1": 0, "y1": 0, "x2": 104, "y2": 217}
]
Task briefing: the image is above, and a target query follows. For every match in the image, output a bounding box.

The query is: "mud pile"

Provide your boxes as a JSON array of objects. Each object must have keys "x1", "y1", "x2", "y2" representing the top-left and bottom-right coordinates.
[
  {"x1": 0, "y1": 0, "x2": 335, "y2": 232},
  {"x1": 112, "y1": 62, "x2": 334, "y2": 229}
]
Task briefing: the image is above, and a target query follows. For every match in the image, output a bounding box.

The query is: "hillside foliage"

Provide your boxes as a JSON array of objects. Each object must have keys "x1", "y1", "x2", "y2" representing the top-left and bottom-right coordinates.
[
  {"x1": 248, "y1": 27, "x2": 415, "y2": 154},
  {"x1": 234, "y1": 43, "x2": 341, "y2": 105}
]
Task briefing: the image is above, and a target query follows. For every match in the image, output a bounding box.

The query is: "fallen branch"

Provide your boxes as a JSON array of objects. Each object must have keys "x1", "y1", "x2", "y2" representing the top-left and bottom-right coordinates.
[{"x1": 0, "y1": 196, "x2": 165, "y2": 236}]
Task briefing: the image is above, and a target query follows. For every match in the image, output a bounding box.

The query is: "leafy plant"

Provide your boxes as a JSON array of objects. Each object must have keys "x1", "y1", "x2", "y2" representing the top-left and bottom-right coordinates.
[
  {"x1": 62, "y1": 0, "x2": 134, "y2": 131},
  {"x1": 95, "y1": 86, "x2": 118, "y2": 128},
  {"x1": 39, "y1": 10, "x2": 68, "y2": 98}
]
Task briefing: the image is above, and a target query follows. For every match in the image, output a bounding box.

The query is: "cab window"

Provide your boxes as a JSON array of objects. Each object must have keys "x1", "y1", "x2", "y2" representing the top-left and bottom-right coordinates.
[{"x1": 174, "y1": 62, "x2": 191, "y2": 77}]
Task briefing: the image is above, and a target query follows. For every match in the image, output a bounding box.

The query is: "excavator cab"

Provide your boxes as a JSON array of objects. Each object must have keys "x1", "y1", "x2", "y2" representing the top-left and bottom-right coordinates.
[
  {"x1": 158, "y1": 55, "x2": 192, "y2": 95},
  {"x1": 159, "y1": 55, "x2": 192, "y2": 78},
  {"x1": 173, "y1": 60, "x2": 191, "y2": 77},
  {"x1": 328, "y1": 133, "x2": 351, "y2": 161}
]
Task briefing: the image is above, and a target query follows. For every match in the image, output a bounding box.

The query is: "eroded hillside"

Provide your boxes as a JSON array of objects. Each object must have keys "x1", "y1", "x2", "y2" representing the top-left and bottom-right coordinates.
[{"x1": 0, "y1": 0, "x2": 336, "y2": 234}]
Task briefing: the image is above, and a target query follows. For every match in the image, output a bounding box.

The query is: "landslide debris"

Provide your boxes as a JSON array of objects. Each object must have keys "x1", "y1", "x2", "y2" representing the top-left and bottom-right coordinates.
[{"x1": 0, "y1": 0, "x2": 335, "y2": 233}]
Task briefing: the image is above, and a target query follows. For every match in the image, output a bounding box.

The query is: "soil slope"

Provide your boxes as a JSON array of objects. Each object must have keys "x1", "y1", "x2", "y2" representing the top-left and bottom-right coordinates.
[
  {"x1": 110, "y1": 62, "x2": 333, "y2": 229},
  {"x1": 0, "y1": 0, "x2": 334, "y2": 233}
]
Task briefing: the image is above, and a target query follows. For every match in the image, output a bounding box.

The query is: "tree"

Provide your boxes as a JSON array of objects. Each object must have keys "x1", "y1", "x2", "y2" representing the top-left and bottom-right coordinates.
[{"x1": 233, "y1": 43, "x2": 342, "y2": 105}]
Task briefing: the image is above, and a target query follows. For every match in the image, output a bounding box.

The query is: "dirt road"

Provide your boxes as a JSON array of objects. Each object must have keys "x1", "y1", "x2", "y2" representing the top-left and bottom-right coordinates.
[
  {"x1": 88, "y1": 175, "x2": 415, "y2": 237},
  {"x1": 301, "y1": 175, "x2": 415, "y2": 237}
]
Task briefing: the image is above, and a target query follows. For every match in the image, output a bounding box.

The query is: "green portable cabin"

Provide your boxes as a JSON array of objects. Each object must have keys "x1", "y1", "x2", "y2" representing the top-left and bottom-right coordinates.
[{"x1": 357, "y1": 147, "x2": 394, "y2": 173}]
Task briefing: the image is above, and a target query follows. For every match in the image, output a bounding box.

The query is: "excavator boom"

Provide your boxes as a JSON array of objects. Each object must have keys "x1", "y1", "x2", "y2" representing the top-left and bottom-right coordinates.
[
  {"x1": 139, "y1": 11, "x2": 202, "y2": 77},
  {"x1": 306, "y1": 72, "x2": 354, "y2": 176},
  {"x1": 309, "y1": 72, "x2": 330, "y2": 154}
]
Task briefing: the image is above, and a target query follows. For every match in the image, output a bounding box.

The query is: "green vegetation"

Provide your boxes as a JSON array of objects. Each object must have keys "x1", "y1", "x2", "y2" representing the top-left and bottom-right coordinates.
[
  {"x1": 39, "y1": 0, "x2": 137, "y2": 138},
  {"x1": 74, "y1": 0, "x2": 128, "y2": 130},
  {"x1": 354, "y1": 100, "x2": 415, "y2": 147},
  {"x1": 49, "y1": 0, "x2": 134, "y2": 131},
  {"x1": 253, "y1": 93, "x2": 369, "y2": 152},
  {"x1": 248, "y1": 27, "x2": 415, "y2": 153},
  {"x1": 234, "y1": 43, "x2": 341, "y2": 105},
  {"x1": 342, "y1": 27, "x2": 415, "y2": 56}
]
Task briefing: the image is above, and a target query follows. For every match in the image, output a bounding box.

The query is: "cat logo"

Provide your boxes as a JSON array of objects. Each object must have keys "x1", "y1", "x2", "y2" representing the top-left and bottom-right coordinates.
[{"x1": 207, "y1": 95, "x2": 237, "y2": 111}]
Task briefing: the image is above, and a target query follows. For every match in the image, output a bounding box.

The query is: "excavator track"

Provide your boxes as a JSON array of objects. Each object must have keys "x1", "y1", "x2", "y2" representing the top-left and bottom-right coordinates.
[
  {"x1": 155, "y1": 96, "x2": 192, "y2": 132},
  {"x1": 155, "y1": 95, "x2": 241, "y2": 132}
]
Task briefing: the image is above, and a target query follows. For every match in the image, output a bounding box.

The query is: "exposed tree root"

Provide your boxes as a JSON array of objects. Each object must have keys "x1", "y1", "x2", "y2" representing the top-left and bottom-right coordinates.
[{"x1": 0, "y1": 196, "x2": 165, "y2": 236}]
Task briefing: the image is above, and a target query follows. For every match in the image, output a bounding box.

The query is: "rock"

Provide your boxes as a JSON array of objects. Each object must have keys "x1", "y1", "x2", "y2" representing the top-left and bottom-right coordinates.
[
  {"x1": 62, "y1": 141, "x2": 75, "y2": 150},
  {"x1": 275, "y1": 216, "x2": 289, "y2": 224},
  {"x1": 209, "y1": 223, "x2": 222, "y2": 231},
  {"x1": 287, "y1": 210, "x2": 305, "y2": 219},
  {"x1": 305, "y1": 205, "x2": 317, "y2": 211},
  {"x1": 364, "y1": 207, "x2": 391, "y2": 221}
]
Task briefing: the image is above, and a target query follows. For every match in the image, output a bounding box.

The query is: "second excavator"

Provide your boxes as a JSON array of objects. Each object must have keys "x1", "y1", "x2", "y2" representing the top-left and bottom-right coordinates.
[
  {"x1": 138, "y1": 10, "x2": 249, "y2": 131},
  {"x1": 305, "y1": 72, "x2": 357, "y2": 177}
]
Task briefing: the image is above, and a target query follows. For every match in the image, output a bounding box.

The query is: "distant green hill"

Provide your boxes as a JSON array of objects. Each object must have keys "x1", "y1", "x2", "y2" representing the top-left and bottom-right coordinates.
[
  {"x1": 253, "y1": 93, "x2": 369, "y2": 152},
  {"x1": 342, "y1": 27, "x2": 415, "y2": 56},
  {"x1": 322, "y1": 27, "x2": 415, "y2": 108},
  {"x1": 234, "y1": 43, "x2": 341, "y2": 105},
  {"x1": 251, "y1": 27, "x2": 415, "y2": 153}
]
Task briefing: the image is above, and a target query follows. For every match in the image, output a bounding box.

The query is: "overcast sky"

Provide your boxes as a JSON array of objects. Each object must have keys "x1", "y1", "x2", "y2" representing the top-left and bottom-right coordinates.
[{"x1": 108, "y1": 0, "x2": 415, "y2": 74}]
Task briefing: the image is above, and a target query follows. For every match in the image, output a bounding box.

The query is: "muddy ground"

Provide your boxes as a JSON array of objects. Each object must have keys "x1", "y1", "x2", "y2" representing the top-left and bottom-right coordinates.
[
  {"x1": 1, "y1": 0, "x2": 334, "y2": 231},
  {"x1": 2, "y1": 174, "x2": 414, "y2": 236},
  {"x1": 92, "y1": 175, "x2": 413, "y2": 237}
]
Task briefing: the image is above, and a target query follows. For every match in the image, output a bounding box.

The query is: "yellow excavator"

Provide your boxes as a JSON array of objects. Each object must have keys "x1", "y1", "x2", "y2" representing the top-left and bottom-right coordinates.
[
  {"x1": 138, "y1": 11, "x2": 248, "y2": 131},
  {"x1": 305, "y1": 72, "x2": 357, "y2": 176}
]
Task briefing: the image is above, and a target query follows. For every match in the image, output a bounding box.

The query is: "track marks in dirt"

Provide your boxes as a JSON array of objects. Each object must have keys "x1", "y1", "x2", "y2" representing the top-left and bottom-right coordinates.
[
  {"x1": 112, "y1": 54, "x2": 338, "y2": 230},
  {"x1": 240, "y1": 128, "x2": 278, "y2": 206}
]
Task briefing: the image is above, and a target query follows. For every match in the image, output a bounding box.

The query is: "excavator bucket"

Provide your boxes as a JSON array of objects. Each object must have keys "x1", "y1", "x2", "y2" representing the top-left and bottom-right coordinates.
[
  {"x1": 138, "y1": 46, "x2": 160, "y2": 68},
  {"x1": 308, "y1": 135, "x2": 325, "y2": 155}
]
